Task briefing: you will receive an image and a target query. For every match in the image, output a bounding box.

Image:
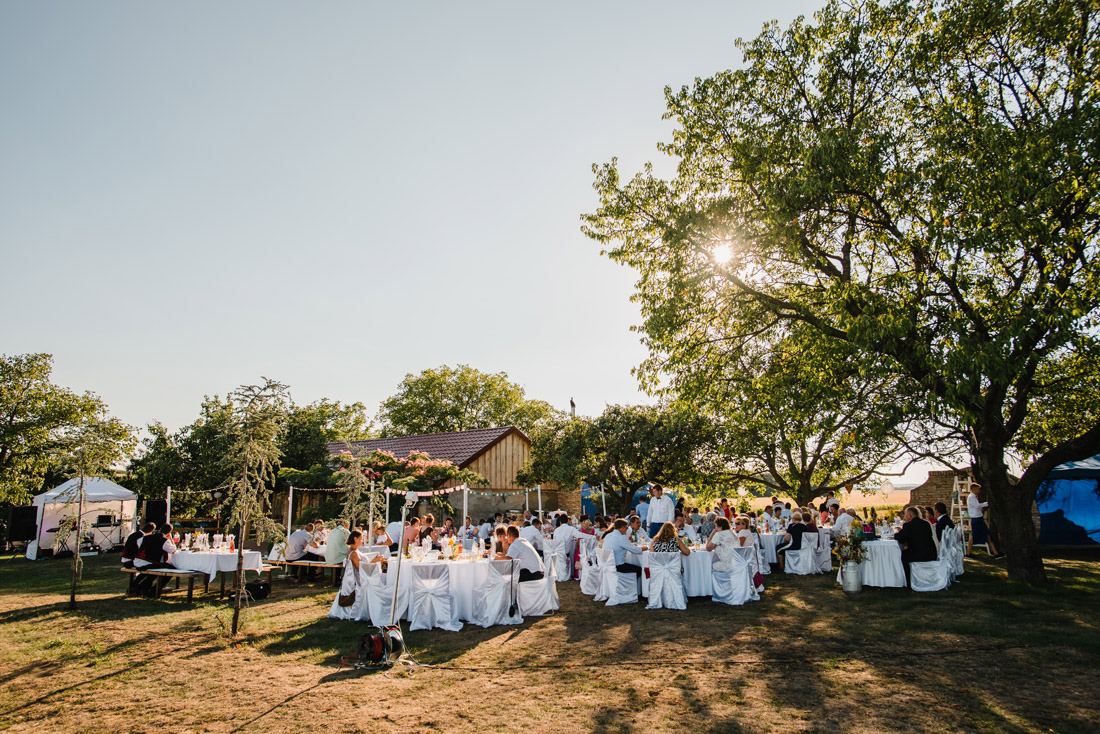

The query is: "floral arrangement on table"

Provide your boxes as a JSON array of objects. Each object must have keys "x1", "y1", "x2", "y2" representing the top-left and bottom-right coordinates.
[{"x1": 834, "y1": 520, "x2": 867, "y2": 564}]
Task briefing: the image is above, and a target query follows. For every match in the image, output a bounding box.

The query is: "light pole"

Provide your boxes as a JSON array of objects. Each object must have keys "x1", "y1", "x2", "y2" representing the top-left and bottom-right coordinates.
[{"x1": 214, "y1": 491, "x2": 223, "y2": 533}]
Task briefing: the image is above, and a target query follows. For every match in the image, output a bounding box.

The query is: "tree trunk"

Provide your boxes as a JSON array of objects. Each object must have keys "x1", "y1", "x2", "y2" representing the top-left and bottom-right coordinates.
[
  {"x1": 972, "y1": 442, "x2": 1046, "y2": 583},
  {"x1": 70, "y1": 473, "x2": 85, "y2": 610}
]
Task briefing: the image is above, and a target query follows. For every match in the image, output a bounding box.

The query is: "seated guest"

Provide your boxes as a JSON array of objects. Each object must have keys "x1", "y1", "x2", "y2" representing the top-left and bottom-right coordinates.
[
  {"x1": 122, "y1": 522, "x2": 153, "y2": 569},
  {"x1": 775, "y1": 511, "x2": 809, "y2": 572},
  {"x1": 418, "y1": 514, "x2": 436, "y2": 544},
  {"x1": 493, "y1": 512, "x2": 505, "y2": 529},
  {"x1": 133, "y1": 523, "x2": 177, "y2": 596},
  {"x1": 496, "y1": 525, "x2": 544, "y2": 581},
  {"x1": 493, "y1": 526, "x2": 508, "y2": 554},
  {"x1": 628, "y1": 515, "x2": 650, "y2": 545},
  {"x1": 894, "y1": 505, "x2": 938, "y2": 586},
  {"x1": 287, "y1": 523, "x2": 324, "y2": 580},
  {"x1": 934, "y1": 502, "x2": 955, "y2": 541},
  {"x1": 733, "y1": 516, "x2": 757, "y2": 549},
  {"x1": 673, "y1": 514, "x2": 697, "y2": 544},
  {"x1": 831, "y1": 507, "x2": 856, "y2": 538},
  {"x1": 554, "y1": 514, "x2": 585, "y2": 545},
  {"x1": 706, "y1": 517, "x2": 740, "y2": 571},
  {"x1": 519, "y1": 518, "x2": 545, "y2": 554},
  {"x1": 402, "y1": 517, "x2": 421, "y2": 550},
  {"x1": 699, "y1": 512, "x2": 718, "y2": 543},
  {"x1": 385, "y1": 518, "x2": 405, "y2": 554},
  {"x1": 325, "y1": 520, "x2": 351, "y2": 565},
  {"x1": 650, "y1": 522, "x2": 690, "y2": 556},
  {"x1": 781, "y1": 502, "x2": 793, "y2": 520},
  {"x1": 370, "y1": 521, "x2": 392, "y2": 549},
  {"x1": 802, "y1": 510, "x2": 819, "y2": 533},
  {"x1": 603, "y1": 518, "x2": 646, "y2": 578},
  {"x1": 442, "y1": 518, "x2": 456, "y2": 537}
]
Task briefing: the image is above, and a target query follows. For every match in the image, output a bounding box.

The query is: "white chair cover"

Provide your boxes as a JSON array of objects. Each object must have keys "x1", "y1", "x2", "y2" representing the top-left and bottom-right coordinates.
[
  {"x1": 784, "y1": 543, "x2": 819, "y2": 575},
  {"x1": 814, "y1": 533, "x2": 832, "y2": 572},
  {"x1": 754, "y1": 537, "x2": 770, "y2": 576},
  {"x1": 645, "y1": 552, "x2": 687, "y2": 610},
  {"x1": 361, "y1": 561, "x2": 395, "y2": 625},
  {"x1": 946, "y1": 526, "x2": 965, "y2": 578},
  {"x1": 367, "y1": 544, "x2": 390, "y2": 559},
  {"x1": 518, "y1": 553, "x2": 560, "y2": 616},
  {"x1": 711, "y1": 547, "x2": 759, "y2": 606},
  {"x1": 606, "y1": 564, "x2": 639, "y2": 607},
  {"x1": 327, "y1": 557, "x2": 366, "y2": 620},
  {"x1": 408, "y1": 564, "x2": 463, "y2": 631},
  {"x1": 594, "y1": 547, "x2": 615, "y2": 602},
  {"x1": 544, "y1": 538, "x2": 573, "y2": 582},
  {"x1": 473, "y1": 559, "x2": 522, "y2": 627},
  {"x1": 268, "y1": 541, "x2": 287, "y2": 562},
  {"x1": 910, "y1": 537, "x2": 953, "y2": 592},
  {"x1": 578, "y1": 537, "x2": 601, "y2": 596}
]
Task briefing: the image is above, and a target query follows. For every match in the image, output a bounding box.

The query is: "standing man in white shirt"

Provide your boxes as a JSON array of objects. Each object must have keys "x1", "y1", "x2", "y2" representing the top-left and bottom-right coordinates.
[
  {"x1": 967, "y1": 486, "x2": 1002, "y2": 557},
  {"x1": 646, "y1": 484, "x2": 675, "y2": 539},
  {"x1": 385, "y1": 519, "x2": 405, "y2": 554}
]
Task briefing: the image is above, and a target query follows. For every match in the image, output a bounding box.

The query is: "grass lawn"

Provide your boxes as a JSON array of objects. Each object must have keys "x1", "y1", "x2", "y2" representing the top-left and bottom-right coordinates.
[{"x1": 0, "y1": 551, "x2": 1097, "y2": 734}]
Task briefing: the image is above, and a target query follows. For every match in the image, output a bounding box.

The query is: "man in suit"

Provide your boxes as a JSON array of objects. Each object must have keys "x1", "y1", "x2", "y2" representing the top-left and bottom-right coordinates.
[
  {"x1": 933, "y1": 502, "x2": 955, "y2": 541},
  {"x1": 894, "y1": 506, "x2": 937, "y2": 587}
]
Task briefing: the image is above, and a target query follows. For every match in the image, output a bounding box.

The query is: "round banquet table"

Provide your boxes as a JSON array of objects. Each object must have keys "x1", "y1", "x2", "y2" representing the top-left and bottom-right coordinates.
[
  {"x1": 386, "y1": 557, "x2": 492, "y2": 623},
  {"x1": 835, "y1": 539, "x2": 905, "y2": 588},
  {"x1": 171, "y1": 550, "x2": 263, "y2": 582},
  {"x1": 634, "y1": 548, "x2": 714, "y2": 597},
  {"x1": 758, "y1": 534, "x2": 780, "y2": 564}
]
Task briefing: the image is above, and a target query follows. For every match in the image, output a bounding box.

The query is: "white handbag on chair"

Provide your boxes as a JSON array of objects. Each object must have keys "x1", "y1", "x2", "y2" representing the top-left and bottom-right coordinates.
[
  {"x1": 645, "y1": 552, "x2": 687, "y2": 610},
  {"x1": 711, "y1": 547, "x2": 759, "y2": 606},
  {"x1": 408, "y1": 564, "x2": 463, "y2": 631},
  {"x1": 473, "y1": 559, "x2": 522, "y2": 627}
]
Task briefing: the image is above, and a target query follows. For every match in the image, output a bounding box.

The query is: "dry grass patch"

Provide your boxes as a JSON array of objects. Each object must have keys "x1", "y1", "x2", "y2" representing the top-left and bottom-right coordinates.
[{"x1": 0, "y1": 551, "x2": 1097, "y2": 733}]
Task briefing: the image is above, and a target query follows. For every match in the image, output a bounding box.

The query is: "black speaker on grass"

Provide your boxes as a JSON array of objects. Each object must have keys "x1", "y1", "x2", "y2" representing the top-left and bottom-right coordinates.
[
  {"x1": 245, "y1": 580, "x2": 270, "y2": 601},
  {"x1": 8, "y1": 507, "x2": 38, "y2": 543}
]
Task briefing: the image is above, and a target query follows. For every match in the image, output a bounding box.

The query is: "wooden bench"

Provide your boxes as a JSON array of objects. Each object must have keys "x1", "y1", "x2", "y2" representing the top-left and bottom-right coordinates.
[
  {"x1": 268, "y1": 560, "x2": 343, "y2": 585},
  {"x1": 122, "y1": 567, "x2": 208, "y2": 602}
]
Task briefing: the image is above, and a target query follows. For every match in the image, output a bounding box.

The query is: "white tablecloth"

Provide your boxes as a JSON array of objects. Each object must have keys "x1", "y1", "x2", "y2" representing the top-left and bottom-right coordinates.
[
  {"x1": 836, "y1": 540, "x2": 905, "y2": 588},
  {"x1": 759, "y1": 534, "x2": 780, "y2": 563},
  {"x1": 386, "y1": 558, "x2": 491, "y2": 622},
  {"x1": 171, "y1": 550, "x2": 264, "y2": 582}
]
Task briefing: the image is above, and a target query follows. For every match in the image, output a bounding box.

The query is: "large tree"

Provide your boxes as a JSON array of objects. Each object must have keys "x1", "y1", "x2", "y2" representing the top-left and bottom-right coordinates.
[
  {"x1": 519, "y1": 404, "x2": 720, "y2": 515},
  {"x1": 585, "y1": 0, "x2": 1100, "y2": 581},
  {"x1": 714, "y1": 328, "x2": 917, "y2": 506},
  {"x1": 0, "y1": 353, "x2": 116, "y2": 504},
  {"x1": 377, "y1": 365, "x2": 559, "y2": 437}
]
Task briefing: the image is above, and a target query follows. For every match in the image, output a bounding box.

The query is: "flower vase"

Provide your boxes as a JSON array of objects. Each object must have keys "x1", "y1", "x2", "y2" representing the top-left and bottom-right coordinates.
[{"x1": 841, "y1": 560, "x2": 863, "y2": 594}]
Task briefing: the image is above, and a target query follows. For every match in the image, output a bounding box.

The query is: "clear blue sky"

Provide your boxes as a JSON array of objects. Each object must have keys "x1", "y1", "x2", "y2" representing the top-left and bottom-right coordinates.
[{"x1": 1, "y1": 1, "x2": 827, "y2": 436}]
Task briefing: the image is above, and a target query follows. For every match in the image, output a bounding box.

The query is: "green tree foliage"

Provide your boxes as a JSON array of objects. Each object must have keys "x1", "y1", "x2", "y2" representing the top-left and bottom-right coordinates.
[
  {"x1": 220, "y1": 379, "x2": 289, "y2": 636},
  {"x1": 519, "y1": 405, "x2": 719, "y2": 515},
  {"x1": 377, "y1": 365, "x2": 559, "y2": 437},
  {"x1": 584, "y1": 0, "x2": 1100, "y2": 581},
  {"x1": 281, "y1": 399, "x2": 375, "y2": 471},
  {"x1": 0, "y1": 353, "x2": 118, "y2": 504},
  {"x1": 125, "y1": 397, "x2": 235, "y2": 517},
  {"x1": 700, "y1": 326, "x2": 917, "y2": 506}
]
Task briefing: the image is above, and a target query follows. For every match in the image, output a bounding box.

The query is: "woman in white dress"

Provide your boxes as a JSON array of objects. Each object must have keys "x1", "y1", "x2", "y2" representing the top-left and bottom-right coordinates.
[
  {"x1": 328, "y1": 530, "x2": 366, "y2": 620},
  {"x1": 706, "y1": 517, "x2": 739, "y2": 571}
]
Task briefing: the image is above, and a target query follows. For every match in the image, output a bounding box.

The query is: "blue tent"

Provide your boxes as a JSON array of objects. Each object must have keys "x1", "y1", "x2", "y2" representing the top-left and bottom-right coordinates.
[{"x1": 1037, "y1": 455, "x2": 1100, "y2": 545}]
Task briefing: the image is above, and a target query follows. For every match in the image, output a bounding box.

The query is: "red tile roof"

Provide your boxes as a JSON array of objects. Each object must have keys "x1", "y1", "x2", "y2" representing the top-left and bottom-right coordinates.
[{"x1": 326, "y1": 425, "x2": 528, "y2": 468}]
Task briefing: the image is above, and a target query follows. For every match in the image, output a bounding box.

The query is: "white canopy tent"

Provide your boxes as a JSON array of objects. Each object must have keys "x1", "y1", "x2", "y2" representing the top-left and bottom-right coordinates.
[{"x1": 27, "y1": 478, "x2": 139, "y2": 559}]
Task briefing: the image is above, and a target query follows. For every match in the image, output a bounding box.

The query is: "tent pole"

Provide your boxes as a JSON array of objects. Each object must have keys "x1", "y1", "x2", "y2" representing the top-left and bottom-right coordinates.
[
  {"x1": 286, "y1": 485, "x2": 294, "y2": 539},
  {"x1": 537, "y1": 484, "x2": 543, "y2": 521},
  {"x1": 166, "y1": 485, "x2": 171, "y2": 527}
]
